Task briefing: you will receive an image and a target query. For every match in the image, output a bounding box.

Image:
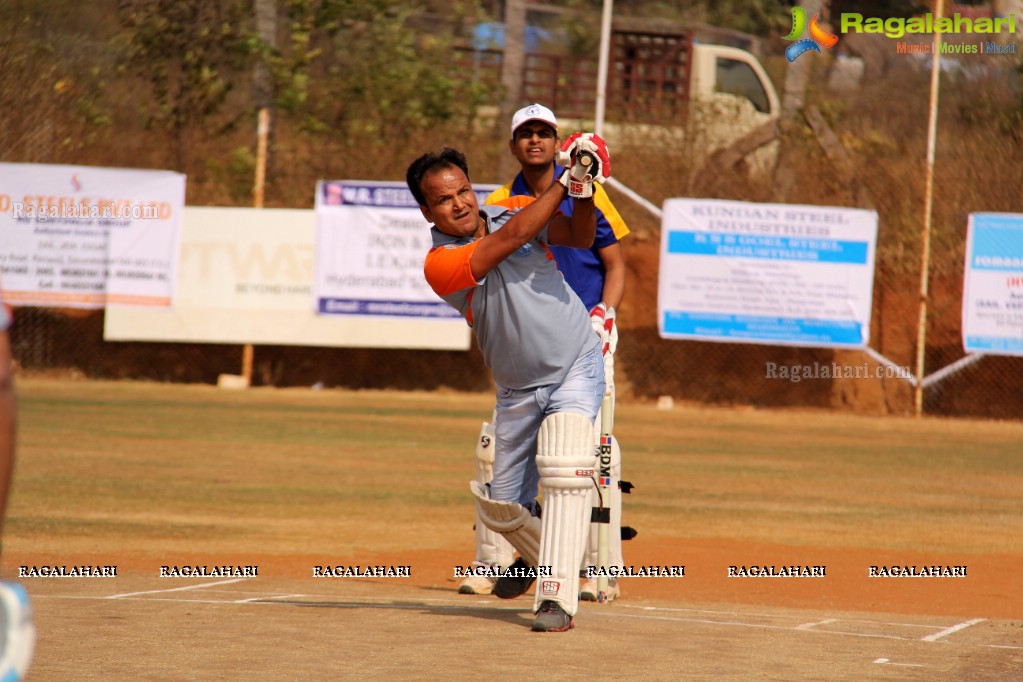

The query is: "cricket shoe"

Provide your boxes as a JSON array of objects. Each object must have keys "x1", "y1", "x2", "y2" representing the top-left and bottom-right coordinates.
[
  {"x1": 579, "y1": 577, "x2": 619, "y2": 602},
  {"x1": 531, "y1": 600, "x2": 574, "y2": 632},
  {"x1": 493, "y1": 558, "x2": 536, "y2": 599},
  {"x1": 457, "y1": 573, "x2": 498, "y2": 595},
  {"x1": 0, "y1": 582, "x2": 35, "y2": 681}
]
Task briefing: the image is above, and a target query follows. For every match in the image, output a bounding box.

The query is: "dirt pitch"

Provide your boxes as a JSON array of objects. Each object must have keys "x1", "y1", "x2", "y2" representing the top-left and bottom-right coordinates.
[{"x1": 6, "y1": 378, "x2": 1022, "y2": 680}]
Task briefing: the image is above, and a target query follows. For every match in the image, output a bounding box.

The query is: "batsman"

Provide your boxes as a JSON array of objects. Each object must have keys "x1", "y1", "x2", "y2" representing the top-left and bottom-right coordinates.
[
  {"x1": 408, "y1": 136, "x2": 611, "y2": 632},
  {"x1": 462, "y1": 104, "x2": 633, "y2": 603}
]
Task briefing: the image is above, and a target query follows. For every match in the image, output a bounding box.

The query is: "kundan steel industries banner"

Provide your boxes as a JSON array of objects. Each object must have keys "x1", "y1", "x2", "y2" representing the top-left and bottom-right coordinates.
[
  {"x1": 0, "y1": 162, "x2": 185, "y2": 308},
  {"x1": 314, "y1": 179, "x2": 495, "y2": 321},
  {"x1": 962, "y1": 213, "x2": 1023, "y2": 355},
  {"x1": 658, "y1": 198, "x2": 879, "y2": 348},
  {"x1": 104, "y1": 206, "x2": 471, "y2": 350}
]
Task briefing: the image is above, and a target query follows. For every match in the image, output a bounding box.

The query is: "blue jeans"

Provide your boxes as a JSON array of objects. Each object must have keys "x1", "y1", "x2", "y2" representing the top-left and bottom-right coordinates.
[{"x1": 489, "y1": 345, "x2": 605, "y2": 507}]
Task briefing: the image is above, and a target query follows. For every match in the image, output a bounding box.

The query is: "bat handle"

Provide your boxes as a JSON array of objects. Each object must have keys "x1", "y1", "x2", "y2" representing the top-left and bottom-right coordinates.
[{"x1": 577, "y1": 151, "x2": 598, "y2": 183}]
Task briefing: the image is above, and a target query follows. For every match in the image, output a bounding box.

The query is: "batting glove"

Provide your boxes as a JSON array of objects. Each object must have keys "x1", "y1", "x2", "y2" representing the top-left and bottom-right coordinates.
[
  {"x1": 589, "y1": 303, "x2": 618, "y2": 356},
  {"x1": 557, "y1": 133, "x2": 612, "y2": 199}
]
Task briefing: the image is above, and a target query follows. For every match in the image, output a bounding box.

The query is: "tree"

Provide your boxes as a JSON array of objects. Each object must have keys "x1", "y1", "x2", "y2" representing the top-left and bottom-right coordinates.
[
  {"x1": 118, "y1": 0, "x2": 253, "y2": 172},
  {"x1": 498, "y1": 0, "x2": 526, "y2": 179},
  {"x1": 267, "y1": 0, "x2": 488, "y2": 177}
]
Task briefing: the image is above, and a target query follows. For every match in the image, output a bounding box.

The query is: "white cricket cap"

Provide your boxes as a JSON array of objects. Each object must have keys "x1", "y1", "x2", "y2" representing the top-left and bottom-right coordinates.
[{"x1": 510, "y1": 103, "x2": 558, "y2": 136}]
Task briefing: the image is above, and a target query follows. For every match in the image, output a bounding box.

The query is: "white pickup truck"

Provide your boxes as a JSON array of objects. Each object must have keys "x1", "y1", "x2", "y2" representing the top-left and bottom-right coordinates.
[{"x1": 460, "y1": 16, "x2": 781, "y2": 177}]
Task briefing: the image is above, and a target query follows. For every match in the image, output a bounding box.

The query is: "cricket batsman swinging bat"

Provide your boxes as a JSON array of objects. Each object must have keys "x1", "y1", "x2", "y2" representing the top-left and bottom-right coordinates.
[{"x1": 595, "y1": 392, "x2": 614, "y2": 603}]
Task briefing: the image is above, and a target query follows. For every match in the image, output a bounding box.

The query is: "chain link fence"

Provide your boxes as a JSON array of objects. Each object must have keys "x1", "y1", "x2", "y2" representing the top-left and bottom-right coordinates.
[{"x1": 7, "y1": 216, "x2": 1022, "y2": 420}]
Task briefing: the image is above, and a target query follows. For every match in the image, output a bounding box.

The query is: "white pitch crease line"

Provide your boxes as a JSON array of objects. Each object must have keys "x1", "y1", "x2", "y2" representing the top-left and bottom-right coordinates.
[
  {"x1": 797, "y1": 618, "x2": 837, "y2": 630},
  {"x1": 623, "y1": 604, "x2": 786, "y2": 619},
  {"x1": 921, "y1": 617, "x2": 986, "y2": 642},
  {"x1": 622, "y1": 605, "x2": 956, "y2": 630},
  {"x1": 233, "y1": 594, "x2": 307, "y2": 603},
  {"x1": 105, "y1": 578, "x2": 249, "y2": 599},
  {"x1": 593, "y1": 610, "x2": 914, "y2": 641}
]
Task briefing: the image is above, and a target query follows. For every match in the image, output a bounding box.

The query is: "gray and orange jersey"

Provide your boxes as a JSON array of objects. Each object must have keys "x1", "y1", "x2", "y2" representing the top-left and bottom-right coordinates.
[
  {"x1": 487, "y1": 168, "x2": 629, "y2": 310},
  {"x1": 424, "y1": 202, "x2": 599, "y2": 391}
]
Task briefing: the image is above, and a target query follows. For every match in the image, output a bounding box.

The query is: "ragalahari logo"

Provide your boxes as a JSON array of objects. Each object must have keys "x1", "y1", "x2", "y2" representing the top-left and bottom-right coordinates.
[{"x1": 783, "y1": 7, "x2": 839, "y2": 62}]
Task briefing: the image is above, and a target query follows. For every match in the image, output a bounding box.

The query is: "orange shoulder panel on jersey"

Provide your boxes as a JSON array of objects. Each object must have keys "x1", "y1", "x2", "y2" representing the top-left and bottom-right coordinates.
[
  {"x1": 491, "y1": 195, "x2": 536, "y2": 210},
  {"x1": 423, "y1": 241, "x2": 481, "y2": 297}
]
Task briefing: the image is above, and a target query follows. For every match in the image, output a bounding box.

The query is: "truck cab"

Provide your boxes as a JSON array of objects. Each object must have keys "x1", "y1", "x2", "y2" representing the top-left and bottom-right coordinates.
[
  {"x1": 690, "y1": 42, "x2": 779, "y2": 118},
  {"x1": 685, "y1": 41, "x2": 781, "y2": 176},
  {"x1": 459, "y1": 16, "x2": 781, "y2": 177}
]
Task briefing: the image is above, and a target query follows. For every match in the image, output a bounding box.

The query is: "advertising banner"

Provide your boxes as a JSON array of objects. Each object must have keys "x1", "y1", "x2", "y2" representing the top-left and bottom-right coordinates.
[
  {"x1": 104, "y1": 206, "x2": 470, "y2": 350},
  {"x1": 0, "y1": 162, "x2": 184, "y2": 307},
  {"x1": 314, "y1": 179, "x2": 495, "y2": 321},
  {"x1": 658, "y1": 198, "x2": 878, "y2": 348},
  {"x1": 962, "y1": 213, "x2": 1023, "y2": 355}
]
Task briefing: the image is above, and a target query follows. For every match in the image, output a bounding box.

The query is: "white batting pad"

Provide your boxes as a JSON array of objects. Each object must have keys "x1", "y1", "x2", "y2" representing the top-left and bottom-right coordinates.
[
  {"x1": 470, "y1": 481, "x2": 540, "y2": 567},
  {"x1": 534, "y1": 411, "x2": 595, "y2": 616},
  {"x1": 472, "y1": 421, "x2": 514, "y2": 568},
  {"x1": 474, "y1": 421, "x2": 496, "y2": 481},
  {"x1": 583, "y1": 434, "x2": 624, "y2": 572}
]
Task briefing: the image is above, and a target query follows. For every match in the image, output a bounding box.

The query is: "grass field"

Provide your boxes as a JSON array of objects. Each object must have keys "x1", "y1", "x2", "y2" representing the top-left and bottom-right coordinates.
[{"x1": 7, "y1": 378, "x2": 1023, "y2": 680}]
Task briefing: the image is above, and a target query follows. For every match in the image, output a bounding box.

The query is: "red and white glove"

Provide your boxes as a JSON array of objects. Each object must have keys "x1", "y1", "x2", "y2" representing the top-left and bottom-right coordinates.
[
  {"x1": 589, "y1": 303, "x2": 618, "y2": 357},
  {"x1": 557, "y1": 132, "x2": 612, "y2": 199}
]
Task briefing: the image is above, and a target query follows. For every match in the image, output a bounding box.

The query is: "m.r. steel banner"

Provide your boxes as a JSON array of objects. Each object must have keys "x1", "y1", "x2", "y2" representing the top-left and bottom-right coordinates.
[{"x1": 314, "y1": 179, "x2": 493, "y2": 326}]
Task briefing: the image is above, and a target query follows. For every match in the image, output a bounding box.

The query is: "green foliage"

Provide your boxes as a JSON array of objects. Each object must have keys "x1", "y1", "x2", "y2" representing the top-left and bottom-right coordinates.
[
  {"x1": 117, "y1": 0, "x2": 255, "y2": 170},
  {"x1": 0, "y1": 1, "x2": 113, "y2": 162},
  {"x1": 828, "y1": 1, "x2": 930, "y2": 19},
  {"x1": 267, "y1": 0, "x2": 489, "y2": 172},
  {"x1": 205, "y1": 145, "x2": 258, "y2": 203},
  {"x1": 611, "y1": 0, "x2": 793, "y2": 36},
  {"x1": 255, "y1": 0, "x2": 495, "y2": 178},
  {"x1": 948, "y1": 68, "x2": 1023, "y2": 142},
  {"x1": 703, "y1": 0, "x2": 793, "y2": 36}
]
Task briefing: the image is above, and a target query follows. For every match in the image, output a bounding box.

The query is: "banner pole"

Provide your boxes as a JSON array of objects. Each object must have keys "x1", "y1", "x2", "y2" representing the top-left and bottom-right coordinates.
[
  {"x1": 914, "y1": 0, "x2": 943, "y2": 416},
  {"x1": 242, "y1": 107, "x2": 271, "y2": 384}
]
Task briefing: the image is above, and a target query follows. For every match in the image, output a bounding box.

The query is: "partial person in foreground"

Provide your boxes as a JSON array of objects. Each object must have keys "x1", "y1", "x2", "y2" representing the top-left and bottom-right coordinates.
[
  {"x1": 0, "y1": 296, "x2": 36, "y2": 679},
  {"x1": 456, "y1": 103, "x2": 633, "y2": 602},
  {"x1": 408, "y1": 138, "x2": 611, "y2": 632}
]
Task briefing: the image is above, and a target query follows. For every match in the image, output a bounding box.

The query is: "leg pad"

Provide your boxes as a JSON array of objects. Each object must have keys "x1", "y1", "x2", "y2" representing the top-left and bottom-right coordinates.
[{"x1": 470, "y1": 481, "x2": 540, "y2": 567}]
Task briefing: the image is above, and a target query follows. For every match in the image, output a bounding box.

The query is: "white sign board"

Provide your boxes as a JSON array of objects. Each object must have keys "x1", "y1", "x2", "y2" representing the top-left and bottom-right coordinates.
[
  {"x1": 962, "y1": 213, "x2": 1023, "y2": 355},
  {"x1": 0, "y1": 162, "x2": 184, "y2": 307},
  {"x1": 658, "y1": 199, "x2": 878, "y2": 348},
  {"x1": 314, "y1": 179, "x2": 495, "y2": 319},
  {"x1": 104, "y1": 206, "x2": 470, "y2": 350}
]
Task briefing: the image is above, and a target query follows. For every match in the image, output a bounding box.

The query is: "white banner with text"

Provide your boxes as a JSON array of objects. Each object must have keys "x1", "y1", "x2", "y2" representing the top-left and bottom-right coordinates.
[
  {"x1": 962, "y1": 213, "x2": 1023, "y2": 355},
  {"x1": 104, "y1": 206, "x2": 470, "y2": 349},
  {"x1": 0, "y1": 162, "x2": 184, "y2": 307},
  {"x1": 313, "y1": 179, "x2": 493, "y2": 328},
  {"x1": 658, "y1": 198, "x2": 878, "y2": 348}
]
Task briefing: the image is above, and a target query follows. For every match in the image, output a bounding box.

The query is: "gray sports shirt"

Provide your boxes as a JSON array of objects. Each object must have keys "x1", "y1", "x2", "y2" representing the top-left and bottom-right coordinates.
[{"x1": 426, "y1": 204, "x2": 600, "y2": 390}]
